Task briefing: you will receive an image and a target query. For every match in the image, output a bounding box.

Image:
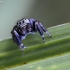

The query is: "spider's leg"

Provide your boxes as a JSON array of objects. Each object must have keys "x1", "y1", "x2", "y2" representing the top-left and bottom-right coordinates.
[
  {"x1": 39, "y1": 23, "x2": 52, "y2": 37},
  {"x1": 35, "y1": 22, "x2": 45, "y2": 43}
]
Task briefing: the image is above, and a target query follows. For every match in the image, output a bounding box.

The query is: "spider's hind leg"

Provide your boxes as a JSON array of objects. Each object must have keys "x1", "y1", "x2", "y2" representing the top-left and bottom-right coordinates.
[{"x1": 39, "y1": 23, "x2": 52, "y2": 37}]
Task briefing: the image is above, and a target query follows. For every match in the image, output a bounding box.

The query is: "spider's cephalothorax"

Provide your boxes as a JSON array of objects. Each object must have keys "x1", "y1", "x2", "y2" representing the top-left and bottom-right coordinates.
[{"x1": 11, "y1": 18, "x2": 52, "y2": 52}]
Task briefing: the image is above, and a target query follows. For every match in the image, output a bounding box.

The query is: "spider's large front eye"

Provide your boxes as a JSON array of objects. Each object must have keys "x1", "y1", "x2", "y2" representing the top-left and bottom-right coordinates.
[{"x1": 17, "y1": 22, "x2": 21, "y2": 27}]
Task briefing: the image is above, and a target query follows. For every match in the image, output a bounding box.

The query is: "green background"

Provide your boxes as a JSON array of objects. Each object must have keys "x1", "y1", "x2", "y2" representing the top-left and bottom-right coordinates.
[{"x1": 0, "y1": 0, "x2": 70, "y2": 40}]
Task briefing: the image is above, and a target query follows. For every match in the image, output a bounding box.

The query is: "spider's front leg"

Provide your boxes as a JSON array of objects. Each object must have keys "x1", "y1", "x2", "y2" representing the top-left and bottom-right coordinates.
[{"x1": 11, "y1": 30, "x2": 26, "y2": 52}]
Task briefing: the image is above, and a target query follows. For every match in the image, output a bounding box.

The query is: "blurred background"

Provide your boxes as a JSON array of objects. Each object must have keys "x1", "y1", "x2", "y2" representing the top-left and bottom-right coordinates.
[{"x1": 0, "y1": 0, "x2": 70, "y2": 40}]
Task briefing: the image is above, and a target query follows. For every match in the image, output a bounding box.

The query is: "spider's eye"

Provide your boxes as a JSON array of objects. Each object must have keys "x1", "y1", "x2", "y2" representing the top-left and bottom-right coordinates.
[
  {"x1": 22, "y1": 20, "x2": 24, "y2": 23},
  {"x1": 19, "y1": 22, "x2": 21, "y2": 24}
]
